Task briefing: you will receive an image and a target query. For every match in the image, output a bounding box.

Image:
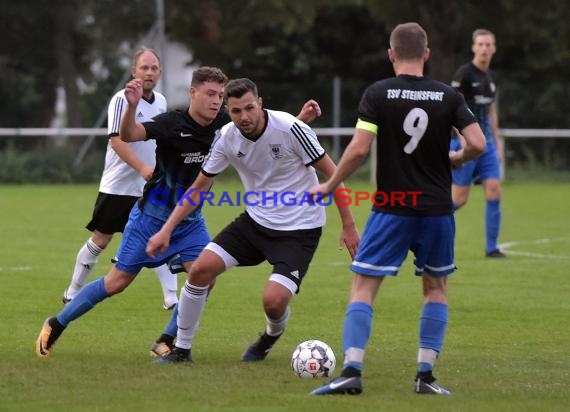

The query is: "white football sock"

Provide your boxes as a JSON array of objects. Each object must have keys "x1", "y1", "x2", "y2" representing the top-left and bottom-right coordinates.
[
  {"x1": 66, "y1": 238, "x2": 102, "y2": 299},
  {"x1": 176, "y1": 281, "x2": 209, "y2": 349},
  {"x1": 265, "y1": 306, "x2": 290, "y2": 337},
  {"x1": 417, "y1": 348, "x2": 438, "y2": 368},
  {"x1": 154, "y1": 264, "x2": 178, "y2": 308}
]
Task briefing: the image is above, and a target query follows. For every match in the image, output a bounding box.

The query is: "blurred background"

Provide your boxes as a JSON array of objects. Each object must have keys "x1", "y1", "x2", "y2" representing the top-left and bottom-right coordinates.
[{"x1": 1, "y1": 0, "x2": 569, "y2": 183}]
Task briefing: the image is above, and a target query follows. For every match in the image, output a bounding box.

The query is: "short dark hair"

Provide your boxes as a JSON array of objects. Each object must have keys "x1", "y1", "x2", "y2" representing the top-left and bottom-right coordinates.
[
  {"x1": 389, "y1": 22, "x2": 427, "y2": 61},
  {"x1": 191, "y1": 66, "x2": 228, "y2": 87},
  {"x1": 224, "y1": 78, "x2": 258, "y2": 100}
]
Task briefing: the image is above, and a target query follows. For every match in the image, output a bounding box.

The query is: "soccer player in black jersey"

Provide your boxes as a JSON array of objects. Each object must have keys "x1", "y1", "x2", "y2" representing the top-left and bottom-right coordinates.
[
  {"x1": 35, "y1": 67, "x2": 321, "y2": 359},
  {"x1": 310, "y1": 22, "x2": 486, "y2": 396},
  {"x1": 450, "y1": 29, "x2": 505, "y2": 258}
]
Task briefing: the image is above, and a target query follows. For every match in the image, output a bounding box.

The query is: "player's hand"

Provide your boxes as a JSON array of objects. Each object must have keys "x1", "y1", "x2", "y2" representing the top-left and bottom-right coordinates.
[
  {"x1": 340, "y1": 223, "x2": 359, "y2": 260},
  {"x1": 297, "y1": 99, "x2": 322, "y2": 124},
  {"x1": 146, "y1": 228, "x2": 171, "y2": 258},
  {"x1": 140, "y1": 165, "x2": 154, "y2": 181},
  {"x1": 308, "y1": 182, "x2": 334, "y2": 202},
  {"x1": 124, "y1": 78, "x2": 143, "y2": 106},
  {"x1": 449, "y1": 150, "x2": 464, "y2": 169}
]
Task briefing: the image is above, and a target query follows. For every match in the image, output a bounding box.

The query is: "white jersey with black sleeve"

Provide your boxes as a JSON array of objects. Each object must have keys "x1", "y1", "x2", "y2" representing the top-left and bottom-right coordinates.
[
  {"x1": 202, "y1": 109, "x2": 326, "y2": 231},
  {"x1": 99, "y1": 89, "x2": 167, "y2": 196}
]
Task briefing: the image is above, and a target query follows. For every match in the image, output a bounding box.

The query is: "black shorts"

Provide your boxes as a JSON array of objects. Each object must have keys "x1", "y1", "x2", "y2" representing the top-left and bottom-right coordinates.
[
  {"x1": 85, "y1": 192, "x2": 139, "y2": 235},
  {"x1": 212, "y1": 212, "x2": 322, "y2": 292}
]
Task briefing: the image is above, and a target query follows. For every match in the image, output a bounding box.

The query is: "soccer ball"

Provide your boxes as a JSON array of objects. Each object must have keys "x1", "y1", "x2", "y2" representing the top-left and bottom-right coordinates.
[{"x1": 291, "y1": 339, "x2": 336, "y2": 378}]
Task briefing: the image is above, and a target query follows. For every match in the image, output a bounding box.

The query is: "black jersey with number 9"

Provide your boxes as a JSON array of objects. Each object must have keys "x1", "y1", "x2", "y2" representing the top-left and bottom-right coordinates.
[{"x1": 358, "y1": 74, "x2": 477, "y2": 216}]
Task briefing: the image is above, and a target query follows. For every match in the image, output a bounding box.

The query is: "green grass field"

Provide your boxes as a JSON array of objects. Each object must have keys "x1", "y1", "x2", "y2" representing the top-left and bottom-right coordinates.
[{"x1": 1, "y1": 181, "x2": 569, "y2": 411}]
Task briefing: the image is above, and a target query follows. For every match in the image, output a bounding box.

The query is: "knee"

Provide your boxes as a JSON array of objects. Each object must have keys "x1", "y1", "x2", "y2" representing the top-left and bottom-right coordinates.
[
  {"x1": 422, "y1": 276, "x2": 448, "y2": 303},
  {"x1": 485, "y1": 182, "x2": 502, "y2": 200},
  {"x1": 262, "y1": 294, "x2": 289, "y2": 319},
  {"x1": 454, "y1": 197, "x2": 467, "y2": 208},
  {"x1": 452, "y1": 188, "x2": 469, "y2": 208},
  {"x1": 187, "y1": 251, "x2": 226, "y2": 287},
  {"x1": 188, "y1": 262, "x2": 216, "y2": 288},
  {"x1": 91, "y1": 232, "x2": 113, "y2": 249}
]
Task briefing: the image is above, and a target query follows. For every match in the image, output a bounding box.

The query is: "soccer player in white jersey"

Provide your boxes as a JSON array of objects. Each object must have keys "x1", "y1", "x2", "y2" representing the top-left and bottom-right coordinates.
[
  {"x1": 146, "y1": 78, "x2": 360, "y2": 363},
  {"x1": 62, "y1": 48, "x2": 178, "y2": 310}
]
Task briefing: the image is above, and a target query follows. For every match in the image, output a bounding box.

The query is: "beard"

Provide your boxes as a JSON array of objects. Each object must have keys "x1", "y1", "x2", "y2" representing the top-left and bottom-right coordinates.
[{"x1": 143, "y1": 79, "x2": 156, "y2": 94}]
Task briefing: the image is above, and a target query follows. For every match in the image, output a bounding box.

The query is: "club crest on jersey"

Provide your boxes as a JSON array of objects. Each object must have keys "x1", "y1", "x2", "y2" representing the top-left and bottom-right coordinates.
[{"x1": 270, "y1": 144, "x2": 283, "y2": 159}]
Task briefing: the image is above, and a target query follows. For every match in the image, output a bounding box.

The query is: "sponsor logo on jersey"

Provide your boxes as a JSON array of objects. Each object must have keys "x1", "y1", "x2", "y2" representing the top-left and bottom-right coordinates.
[
  {"x1": 136, "y1": 111, "x2": 144, "y2": 118},
  {"x1": 180, "y1": 132, "x2": 193, "y2": 137},
  {"x1": 270, "y1": 144, "x2": 283, "y2": 159},
  {"x1": 474, "y1": 95, "x2": 494, "y2": 104},
  {"x1": 237, "y1": 151, "x2": 246, "y2": 158},
  {"x1": 181, "y1": 152, "x2": 205, "y2": 164}
]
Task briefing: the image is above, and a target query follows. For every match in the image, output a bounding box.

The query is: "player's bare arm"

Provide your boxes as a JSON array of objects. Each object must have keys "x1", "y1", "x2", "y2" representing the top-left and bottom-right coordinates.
[
  {"x1": 146, "y1": 172, "x2": 214, "y2": 257},
  {"x1": 297, "y1": 99, "x2": 322, "y2": 124},
  {"x1": 120, "y1": 79, "x2": 148, "y2": 142},
  {"x1": 110, "y1": 136, "x2": 154, "y2": 181},
  {"x1": 449, "y1": 122, "x2": 486, "y2": 168},
  {"x1": 489, "y1": 102, "x2": 503, "y2": 161}
]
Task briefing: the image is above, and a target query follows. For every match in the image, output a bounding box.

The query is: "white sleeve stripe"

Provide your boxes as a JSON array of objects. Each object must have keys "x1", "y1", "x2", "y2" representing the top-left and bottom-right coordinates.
[
  {"x1": 111, "y1": 98, "x2": 125, "y2": 134},
  {"x1": 291, "y1": 123, "x2": 320, "y2": 159},
  {"x1": 203, "y1": 133, "x2": 223, "y2": 169}
]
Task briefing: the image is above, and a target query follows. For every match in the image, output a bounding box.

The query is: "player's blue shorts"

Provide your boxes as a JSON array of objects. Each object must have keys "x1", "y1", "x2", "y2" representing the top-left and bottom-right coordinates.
[
  {"x1": 350, "y1": 212, "x2": 456, "y2": 277},
  {"x1": 114, "y1": 205, "x2": 210, "y2": 274},
  {"x1": 450, "y1": 137, "x2": 500, "y2": 185}
]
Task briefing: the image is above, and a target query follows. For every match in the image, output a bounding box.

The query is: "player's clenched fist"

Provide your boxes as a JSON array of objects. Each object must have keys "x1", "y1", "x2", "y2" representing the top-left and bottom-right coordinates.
[{"x1": 124, "y1": 78, "x2": 143, "y2": 105}]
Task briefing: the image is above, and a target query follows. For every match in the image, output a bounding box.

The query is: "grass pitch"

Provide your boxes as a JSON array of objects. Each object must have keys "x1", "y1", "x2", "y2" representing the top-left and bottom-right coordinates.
[{"x1": 0, "y1": 181, "x2": 569, "y2": 411}]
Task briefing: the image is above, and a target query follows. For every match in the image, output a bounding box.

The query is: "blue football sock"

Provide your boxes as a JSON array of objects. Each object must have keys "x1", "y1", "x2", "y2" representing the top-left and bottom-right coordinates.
[
  {"x1": 486, "y1": 199, "x2": 501, "y2": 252},
  {"x1": 164, "y1": 303, "x2": 178, "y2": 337},
  {"x1": 418, "y1": 361, "x2": 433, "y2": 373},
  {"x1": 56, "y1": 277, "x2": 109, "y2": 326},
  {"x1": 418, "y1": 302, "x2": 448, "y2": 372},
  {"x1": 342, "y1": 302, "x2": 373, "y2": 372}
]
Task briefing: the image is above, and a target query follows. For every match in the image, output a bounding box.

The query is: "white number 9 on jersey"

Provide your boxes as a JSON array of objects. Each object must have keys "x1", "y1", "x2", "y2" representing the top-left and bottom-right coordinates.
[{"x1": 403, "y1": 107, "x2": 429, "y2": 154}]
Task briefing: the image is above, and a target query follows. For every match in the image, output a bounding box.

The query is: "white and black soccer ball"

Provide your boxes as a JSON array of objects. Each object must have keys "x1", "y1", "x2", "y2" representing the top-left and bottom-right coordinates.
[{"x1": 291, "y1": 339, "x2": 336, "y2": 378}]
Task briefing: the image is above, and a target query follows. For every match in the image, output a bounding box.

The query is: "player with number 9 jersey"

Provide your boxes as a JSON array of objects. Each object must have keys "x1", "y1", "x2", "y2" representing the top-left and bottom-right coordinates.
[{"x1": 309, "y1": 23, "x2": 487, "y2": 397}]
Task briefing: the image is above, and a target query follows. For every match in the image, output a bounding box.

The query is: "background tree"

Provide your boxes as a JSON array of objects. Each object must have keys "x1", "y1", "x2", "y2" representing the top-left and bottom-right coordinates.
[
  {"x1": 0, "y1": 0, "x2": 154, "y2": 128},
  {"x1": 0, "y1": 1, "x2": 59, "y2": 127},
  {"x1": 1, "y1": 0, "x2": 569, "y2": 129}
]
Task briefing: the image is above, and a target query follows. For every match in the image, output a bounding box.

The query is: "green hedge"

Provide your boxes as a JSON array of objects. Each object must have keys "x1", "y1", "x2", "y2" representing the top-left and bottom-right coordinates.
[{"x1": 0, "y1": 143, "x2": 103, "y2": 183}]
